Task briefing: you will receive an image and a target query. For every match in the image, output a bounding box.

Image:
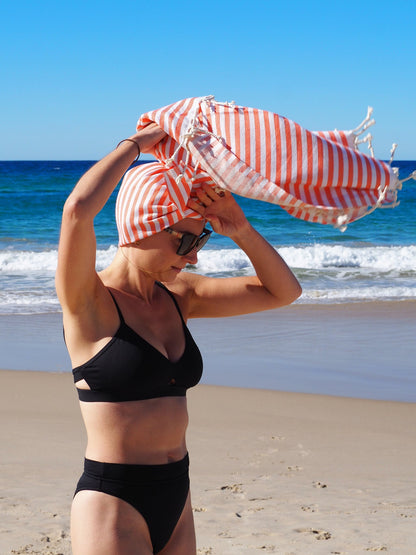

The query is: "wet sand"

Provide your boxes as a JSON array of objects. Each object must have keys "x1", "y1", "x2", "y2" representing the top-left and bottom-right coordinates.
[{"x1": 1, "y1": 300, "x2": 415, "y2": 401}]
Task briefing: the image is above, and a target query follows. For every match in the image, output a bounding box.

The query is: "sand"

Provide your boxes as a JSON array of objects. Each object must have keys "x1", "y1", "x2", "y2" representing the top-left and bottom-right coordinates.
[{"x1": 1, "y1": 370, "x2": 415, "y2": 554}]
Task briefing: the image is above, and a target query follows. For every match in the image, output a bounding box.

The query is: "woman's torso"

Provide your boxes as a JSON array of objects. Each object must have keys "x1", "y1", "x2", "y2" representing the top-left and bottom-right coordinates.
[
  {"x1": 78, "y1": 396, "x2": 190, "y2": 464},
  {"x1": 66, "y1": 281, "x2": 203, "y2": 464}
]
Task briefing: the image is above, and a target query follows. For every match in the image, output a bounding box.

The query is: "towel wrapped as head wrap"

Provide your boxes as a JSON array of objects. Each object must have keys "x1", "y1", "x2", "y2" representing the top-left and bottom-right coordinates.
[{"x1": 116, "y1": 160, "x2": 208, "y2": 246}]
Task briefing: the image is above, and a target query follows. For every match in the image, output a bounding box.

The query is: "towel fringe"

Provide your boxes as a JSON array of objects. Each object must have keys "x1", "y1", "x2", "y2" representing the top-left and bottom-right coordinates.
[
  {"x1": 355, "y1": 132, "x2": 375, "y2": 157},
  {"x1": 399, "y1": 169, "x2": 416, "y2": 184},
  {"x1": 351, "y1": 106, "x2": 376, "y2": 156},
  {"x1": 335, "y1": 179, "x2": 392, "y2": 232},
  {"x1": 165, "y1": 95, "x2": 215, "y2": 168},
  {"x1": 168, "y1": 96, "x2": 226, "y2": 186},
  {"x1": 388, "y1": 143, "x2": 398, "y2": 165},
  {"x1": 335, "y1": 214, "x2": 349, "y2": 232},
  {"x1": 351, "y1": 106, "x2": 375, "y2": 135},
  {"x1": 334, "y1": 161, "x2": 406, "y2": 231}
]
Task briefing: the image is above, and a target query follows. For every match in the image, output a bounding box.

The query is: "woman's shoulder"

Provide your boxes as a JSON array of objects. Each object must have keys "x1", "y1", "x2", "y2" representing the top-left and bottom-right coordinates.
[
  {"x1": 163, "y1": 271, "x2": 209, "y2": 294},
  {"x1": 161, "y1": 272, "x2": 207, "y2": 318}
]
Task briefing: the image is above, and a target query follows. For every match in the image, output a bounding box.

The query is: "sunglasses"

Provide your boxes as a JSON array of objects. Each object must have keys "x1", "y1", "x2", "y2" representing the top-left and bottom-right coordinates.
[{"x1": 164, "y1": 227, "x2": 212, "y2": 256}]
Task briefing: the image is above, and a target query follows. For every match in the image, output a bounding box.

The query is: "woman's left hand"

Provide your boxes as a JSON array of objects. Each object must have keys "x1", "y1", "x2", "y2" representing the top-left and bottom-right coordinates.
[{"x1": 187, "y1": 184, "x2": 249, "y2": 238}]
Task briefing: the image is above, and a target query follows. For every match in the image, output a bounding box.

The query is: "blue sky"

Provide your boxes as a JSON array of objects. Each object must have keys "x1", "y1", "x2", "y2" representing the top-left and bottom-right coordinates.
[{"x1": 1, "y1": 0, "x2": 415, "y2": 160}]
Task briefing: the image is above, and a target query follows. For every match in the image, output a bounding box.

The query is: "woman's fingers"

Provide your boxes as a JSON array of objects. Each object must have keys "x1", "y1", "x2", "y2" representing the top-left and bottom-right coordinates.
[
  {"x1": 213, "y1": 186, "x2": 226, "y2": 198},
  {"x1": 195, "y1": 185, "x2": 228, "y2": 206},
  {"x1": 187, "y1": 197, "x2": 205, "y2": 215},
  {"x1": 135, "y1": 124, "x2": 167, "y2": 153}
]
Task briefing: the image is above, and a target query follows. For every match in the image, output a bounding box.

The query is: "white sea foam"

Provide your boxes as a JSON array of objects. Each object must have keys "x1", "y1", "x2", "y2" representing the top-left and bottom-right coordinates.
[
  {"x1": 280, "y1": 244, "x2": 416, "y2": 272},
  {"x1": 1, "y1": 243, "x2": 415, "y2": 313},
  {"x1": 0, "y1": 245, "x2": 118, "y2": 274},
  {"x1": 195, "y1": 244, "x2": 416, "y2": 273},
  {"x1": 0, "y1": 249, "x2": 58, "y2": 273},
  {"x1": 2, "y1": 244, "x2": 416, "y2": 276}
]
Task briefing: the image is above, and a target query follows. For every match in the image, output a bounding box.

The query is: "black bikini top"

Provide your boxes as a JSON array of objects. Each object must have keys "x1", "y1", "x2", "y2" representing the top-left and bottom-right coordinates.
[{"x1": 72, "y1": 284, "x2": 203, "y2": 402}]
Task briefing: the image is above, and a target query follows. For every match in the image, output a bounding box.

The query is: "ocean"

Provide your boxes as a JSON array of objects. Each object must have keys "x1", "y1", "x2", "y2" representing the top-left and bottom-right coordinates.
[
  {"x1": 0, "y1": 160, "x2": 415, "y2": 315},
  {"x1": 1, "y1": 159, "x2": 415, "y2": 401}
]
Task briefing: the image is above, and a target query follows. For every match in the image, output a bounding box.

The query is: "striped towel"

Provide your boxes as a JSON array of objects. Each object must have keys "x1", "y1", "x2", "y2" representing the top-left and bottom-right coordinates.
[
  {"x1": 138, "y1": 96, "x2": 401, "y2": 230},
  {"x1": 116, "y1": 160, "x2": 206, "y2": 245},
  {"x1": 116, "y1": 96, "x2": 402, "y2": 245}
]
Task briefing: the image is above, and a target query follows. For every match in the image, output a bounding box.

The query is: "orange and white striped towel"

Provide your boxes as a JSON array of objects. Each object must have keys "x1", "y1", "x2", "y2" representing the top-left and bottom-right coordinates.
[{"x1": 116, "y1": 96, "x2": 401, "y2": 245}]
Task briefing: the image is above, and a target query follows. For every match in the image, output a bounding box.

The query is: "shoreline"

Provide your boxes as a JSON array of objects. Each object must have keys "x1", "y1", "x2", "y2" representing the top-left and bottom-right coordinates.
[
  {"x1": 1, "y1": 300, "x2": 415, "y2": 402},
  {"x1": 1, "y1": 370, "x2": 415, "y2": 554}
]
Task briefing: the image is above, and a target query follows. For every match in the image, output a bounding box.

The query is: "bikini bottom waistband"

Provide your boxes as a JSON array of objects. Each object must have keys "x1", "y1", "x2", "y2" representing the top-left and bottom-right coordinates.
[{"x1": 82, "y1": 453, "x2": 189, "y2": 484}]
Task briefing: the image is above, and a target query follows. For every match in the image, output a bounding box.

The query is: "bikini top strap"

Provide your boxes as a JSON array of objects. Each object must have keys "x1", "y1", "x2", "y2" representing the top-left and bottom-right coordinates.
[
  {"x1": 108, "y1": 289, "x2": 125, "y2": 324},
  {"x1": 107, "y1": 284, "x2": 184, "y2": 325},
  {"x1": 156, "y1": 282, "x2": 185, "y2": 323}
]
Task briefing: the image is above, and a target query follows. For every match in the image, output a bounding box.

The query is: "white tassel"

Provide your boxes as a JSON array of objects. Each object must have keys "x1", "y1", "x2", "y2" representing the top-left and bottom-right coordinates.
[
  {"x1": 335, "y1": 214, "x2": 348, "y2": 232},
  {"x1": 167, "y1": 96, "x2": 219, "y2": 186},
  {"x1": 355, "y1": 133, "x2": 375, "y2": 157},
  {"x1": 388, "y1": 143, "x2": 398, "y2": 165},
  {"x1": 351, "y1": 106, "x2": 375, "y2": 136},
  {"x1": 399, "y1": 169, "x2": 416, "y2": 184}
]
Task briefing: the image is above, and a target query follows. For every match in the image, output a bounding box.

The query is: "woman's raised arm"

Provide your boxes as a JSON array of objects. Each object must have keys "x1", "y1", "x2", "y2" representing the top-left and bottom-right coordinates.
[
  {"x1": 55, "y1": 124, "x2": 166, "y2": 313},
  {"x1": 182, "y1": 185, "x2": 302, "y2": 318}
]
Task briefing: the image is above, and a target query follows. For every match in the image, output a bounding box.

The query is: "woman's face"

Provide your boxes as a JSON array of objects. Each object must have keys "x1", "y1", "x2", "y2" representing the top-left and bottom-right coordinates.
[{"x1": 123, "y1": 219, "x2": 206, "y2": 281}]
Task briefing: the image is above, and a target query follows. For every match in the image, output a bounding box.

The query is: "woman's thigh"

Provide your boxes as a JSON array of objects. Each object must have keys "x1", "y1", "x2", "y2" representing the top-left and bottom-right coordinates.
[
  {"x1": 71, "y1": 490, "x2": 153, "y2": 555},
  {"x1": 159, "y1": 492, "x2": 196, "y2": 555}
]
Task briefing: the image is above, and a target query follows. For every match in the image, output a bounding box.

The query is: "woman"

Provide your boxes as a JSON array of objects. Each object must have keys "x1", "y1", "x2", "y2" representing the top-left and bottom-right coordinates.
[{"x1": 56, "y1": 122, "x2": 301, "y2": 555}]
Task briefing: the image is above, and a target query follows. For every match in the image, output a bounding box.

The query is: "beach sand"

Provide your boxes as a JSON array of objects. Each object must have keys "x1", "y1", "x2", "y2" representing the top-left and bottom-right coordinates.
[{"x1": 1, "y1": 370, "x2": 415, "y2": 554}]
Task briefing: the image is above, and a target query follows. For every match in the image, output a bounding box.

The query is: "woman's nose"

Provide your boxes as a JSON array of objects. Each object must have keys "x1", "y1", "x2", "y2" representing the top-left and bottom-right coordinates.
[{"x1": 184, "y1": 247, "x2": 198, "y2": 265}]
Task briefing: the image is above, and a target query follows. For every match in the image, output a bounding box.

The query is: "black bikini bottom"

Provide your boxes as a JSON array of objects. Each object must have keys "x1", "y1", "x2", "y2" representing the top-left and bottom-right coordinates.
[{"x1": 74, "y1": 453, "x2": 190, "y2": 554}]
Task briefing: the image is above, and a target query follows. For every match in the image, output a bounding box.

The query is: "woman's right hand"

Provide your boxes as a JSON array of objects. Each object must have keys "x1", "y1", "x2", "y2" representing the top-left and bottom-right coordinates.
[{"x1": 133, "y1": 123, "x2": 167, "y2": 154}]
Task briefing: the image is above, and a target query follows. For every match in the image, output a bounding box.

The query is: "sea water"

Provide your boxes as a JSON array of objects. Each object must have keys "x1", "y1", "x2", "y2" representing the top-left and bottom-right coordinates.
[
  {"x1": 1, "y1": 160, "x2": 415, "y2": 400},
  {"x1": 1, "y1": 160, "x2": 415, "y2": 315}
]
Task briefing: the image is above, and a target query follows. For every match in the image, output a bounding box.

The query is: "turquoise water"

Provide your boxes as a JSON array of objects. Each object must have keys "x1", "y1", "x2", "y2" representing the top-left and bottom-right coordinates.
[{"x1": 0, "y1": 160, "x2": 415, "y2": 314}]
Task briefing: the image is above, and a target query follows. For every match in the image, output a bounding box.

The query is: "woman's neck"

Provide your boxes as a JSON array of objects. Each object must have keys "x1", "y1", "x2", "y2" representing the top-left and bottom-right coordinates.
[{"x1": 99, "y1": 248, "x2": 157, "y2": 304}]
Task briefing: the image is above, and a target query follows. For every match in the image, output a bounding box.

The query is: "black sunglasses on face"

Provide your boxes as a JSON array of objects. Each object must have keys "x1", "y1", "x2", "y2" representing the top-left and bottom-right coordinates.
[{"x1": 164, "y1": 227, "x2": 212, "y2": 256}]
